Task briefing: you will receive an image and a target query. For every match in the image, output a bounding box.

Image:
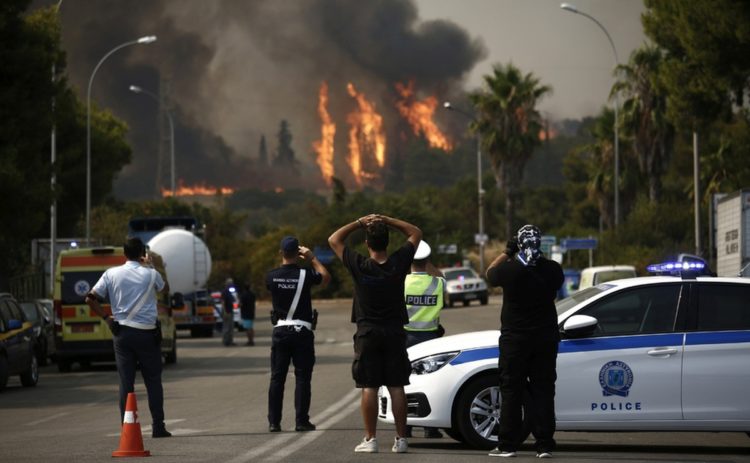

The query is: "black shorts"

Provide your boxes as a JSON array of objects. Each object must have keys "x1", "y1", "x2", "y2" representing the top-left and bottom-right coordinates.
[{"x1": 352, "y1": 325, "x2": 411, "y2": 388}]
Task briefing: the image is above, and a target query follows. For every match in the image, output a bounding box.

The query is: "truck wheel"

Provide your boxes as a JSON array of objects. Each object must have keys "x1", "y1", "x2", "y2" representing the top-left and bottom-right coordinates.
[
  {"x1": 57, "y1": 359, "x2": 72, "y2": 372},
  {"x1": 165, "y1": 332, "x2": 177, "y2": 364},
  {"x1": 190, "y1": 327, "x2": 201, "y2": 338},
  {"x1": 20, "y1": 353, "x2": 39, "y2": 387},
  {"x1": 202, "y1": 326, "x2": 214, "y2": 338},
  {"x1": 0, "y1": 355, "x2": 9, "y2": 391},
  {"x1": 463, "y1": 300, "x2": 470, "y2": 307}
]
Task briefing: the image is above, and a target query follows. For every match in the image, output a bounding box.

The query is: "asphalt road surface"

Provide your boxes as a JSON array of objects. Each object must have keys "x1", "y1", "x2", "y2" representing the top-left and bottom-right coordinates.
[{"x1": 1, "y1": 296, "x2": 748, "y2": 462}]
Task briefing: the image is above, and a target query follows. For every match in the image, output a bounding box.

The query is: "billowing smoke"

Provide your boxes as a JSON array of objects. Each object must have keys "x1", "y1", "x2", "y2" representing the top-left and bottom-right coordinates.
[{"x1": 50, "y1": 0, "x2": 486, "y2": 196}]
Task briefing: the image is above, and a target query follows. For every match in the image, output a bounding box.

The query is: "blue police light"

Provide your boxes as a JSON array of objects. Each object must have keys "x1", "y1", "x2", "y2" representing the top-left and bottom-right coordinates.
[
  {"x1": 229, "y1": 287, "x2": 236, "y2": 293},
  {"x1": 646, "y1": 261, "x2": 706, "y2": 274}
]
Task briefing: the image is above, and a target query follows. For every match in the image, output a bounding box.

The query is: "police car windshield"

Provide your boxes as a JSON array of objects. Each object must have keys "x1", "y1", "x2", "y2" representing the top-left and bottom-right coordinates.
[{"x1": 555, "y1": 286, "x2": 607, "y2": 316}]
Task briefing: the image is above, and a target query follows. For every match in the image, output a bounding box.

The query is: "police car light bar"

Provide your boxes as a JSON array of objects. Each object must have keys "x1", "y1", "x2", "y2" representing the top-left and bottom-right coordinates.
[{"x1": 646, "y1": 261, "x2": 706, "y2": 274}]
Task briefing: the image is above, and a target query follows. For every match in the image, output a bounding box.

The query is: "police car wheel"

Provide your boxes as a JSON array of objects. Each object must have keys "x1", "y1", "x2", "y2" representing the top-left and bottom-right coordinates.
[
  {"x1": 443, "y1": 427, "x2": 465, "y2": 443},
  {"x1": 20, "y1": 353, "x2": 38, "y2": 387},
  {"x1": 455, "y1": 375, "x2": 500, "y2": 449},
  {"x1": 0, "y1": 355, "x2": 9, "y2": 391}
]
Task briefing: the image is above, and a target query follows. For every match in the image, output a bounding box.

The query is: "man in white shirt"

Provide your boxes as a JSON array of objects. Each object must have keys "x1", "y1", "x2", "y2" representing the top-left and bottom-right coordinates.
[{"x1": 86, "y1": 238, "x2": 172, "y2": 438}]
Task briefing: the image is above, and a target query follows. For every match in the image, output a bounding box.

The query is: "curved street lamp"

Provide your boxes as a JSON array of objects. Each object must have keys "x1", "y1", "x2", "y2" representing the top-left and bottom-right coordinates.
[
  {"x1": 443, "y1": 101, "x2": 486, "y2": 274},
  {"x1": 128, "y1": 85, "x2": 176, "y2": 196},
  {"x1": 86, "y1": 35, "x2": 157, "y2": 244},
  {"x1": 560, "y1": 3, "x2": 621, "y2": 228}
]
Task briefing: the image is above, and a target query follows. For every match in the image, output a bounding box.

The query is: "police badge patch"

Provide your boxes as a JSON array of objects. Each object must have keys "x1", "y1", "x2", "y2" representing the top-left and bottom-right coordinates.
[{"x1": 599, "y1": 360, "x2": 634, "y2": 397}]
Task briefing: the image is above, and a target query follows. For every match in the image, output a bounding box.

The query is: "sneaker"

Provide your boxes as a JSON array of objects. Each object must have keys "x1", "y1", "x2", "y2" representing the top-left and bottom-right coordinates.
[
  {"x1": 392, "y1": 436, "x2": 408, "y2": 453},
  {"x1": 295, "y1": 422, "x2": 316, "y2": 432},
  {"x1": 488, "y1": 447, "x2": 516, "y2": 457},
  {"x1": 536, "y1": 452, "x2": 552, "y2": 458},
  {"x1": 354, "y1": 437, "x2": 378, "y2": 453},
  {"x1": 268, "y1": 423, "x2": 281, "y2": 432}
]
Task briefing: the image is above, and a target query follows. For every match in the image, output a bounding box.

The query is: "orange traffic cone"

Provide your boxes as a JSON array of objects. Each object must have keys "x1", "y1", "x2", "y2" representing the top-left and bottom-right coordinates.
[{"x1": 112, "y1": 392, "x2": 151, "y2": 457}]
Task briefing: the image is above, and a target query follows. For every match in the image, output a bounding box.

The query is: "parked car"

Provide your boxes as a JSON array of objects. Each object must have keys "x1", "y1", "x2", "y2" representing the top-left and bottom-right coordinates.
[
  {"x1": 19, "y1": 300, "x2": 56, "y2": 365},
  {"x1": 441, "y1": 266, "x2": 488, "y2": 307},
  {"x1": 0, "y1": 293, "x2": 39, "y2": 391},
  {"x1": 379, "y1": 262, "x2": 750, "y2": 449}
]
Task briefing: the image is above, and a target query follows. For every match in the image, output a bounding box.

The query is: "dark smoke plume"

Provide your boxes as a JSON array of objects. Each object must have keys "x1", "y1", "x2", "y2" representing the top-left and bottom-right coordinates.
[{"x1": 45, "y1": 0, "x2": 486, "y2": 196}]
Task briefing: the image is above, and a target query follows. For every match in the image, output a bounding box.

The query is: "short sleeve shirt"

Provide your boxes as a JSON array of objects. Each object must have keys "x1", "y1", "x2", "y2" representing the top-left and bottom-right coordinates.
[
  {"x1": 486, "y1": 257, "x2": 563, "y2": 332},
  {"x1": 91, "y1": 260, "x2": 165, "y2": 329},
  {"x1": 265, "y1": 264, "x2": 323, "y2": 323},
  {"x1": 343, "y1": 242, "x2": 416, "y2": 328}
]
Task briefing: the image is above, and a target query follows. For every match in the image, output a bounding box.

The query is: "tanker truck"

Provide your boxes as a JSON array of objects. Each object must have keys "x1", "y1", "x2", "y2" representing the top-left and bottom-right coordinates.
[{"x1": 147, "y1": 229, "x2": 215, "y2": 337}]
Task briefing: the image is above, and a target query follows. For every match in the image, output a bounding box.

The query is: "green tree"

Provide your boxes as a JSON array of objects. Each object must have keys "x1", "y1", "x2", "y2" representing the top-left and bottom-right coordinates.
[
  {"x1": 613, "y1": 45, "x2": 675, "y2": 203},
  {"x1": 469, "y1": 63, "x2": 551, "y2": 239}
]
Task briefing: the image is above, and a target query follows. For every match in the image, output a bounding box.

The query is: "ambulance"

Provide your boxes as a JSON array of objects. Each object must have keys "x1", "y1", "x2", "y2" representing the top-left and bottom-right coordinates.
[{"x1": 53, "y1": 246, "x2": 178, "y2": 372}]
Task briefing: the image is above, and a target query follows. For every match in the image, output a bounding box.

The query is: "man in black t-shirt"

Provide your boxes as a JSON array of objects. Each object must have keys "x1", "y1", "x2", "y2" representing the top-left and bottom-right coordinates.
[
  {"x1": 265, "y1": 236, "x2": 330, "y2": 433},
  {"x1": 329, "y1": 214, "x2": 421, "y2": 454},
  {"x1": 485, "y1": 224, "x2": 564, "y2": 458}
]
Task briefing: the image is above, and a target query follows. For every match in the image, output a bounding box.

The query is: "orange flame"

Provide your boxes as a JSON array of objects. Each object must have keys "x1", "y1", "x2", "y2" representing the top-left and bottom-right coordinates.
[
  {"x1": 346, "y1": 82, "x2": 386, "y2": 186},
  {"x1": 162, "y1": 180, "x2": 235, "y2": 197},
  {"x1": 394, "y1": 81, "x2": 453, "y2": 151},
  {"x1": 312, "y1": 82, "x2": 336, "y2": 186}
]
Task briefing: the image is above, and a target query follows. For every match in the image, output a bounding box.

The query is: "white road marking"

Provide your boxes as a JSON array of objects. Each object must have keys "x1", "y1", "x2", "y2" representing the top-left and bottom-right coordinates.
[
  {"x1": 26, "y1": 412, "x2": 70, "y2": 426},
  {"x1": 224, "y1": 388, "x2": 360, "y2": 463}
]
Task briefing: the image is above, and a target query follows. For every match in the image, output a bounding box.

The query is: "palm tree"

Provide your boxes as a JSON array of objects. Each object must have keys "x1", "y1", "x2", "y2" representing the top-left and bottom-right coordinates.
[
  {"x1": 612, "y1": 45, "x2": 675, "y2": 203},
  {"x1": 469, "y1": 63, "x2": 551, "y2": 239},
  {"x1": 579, "y1": 108, "x2": 616, "y2": 230}
]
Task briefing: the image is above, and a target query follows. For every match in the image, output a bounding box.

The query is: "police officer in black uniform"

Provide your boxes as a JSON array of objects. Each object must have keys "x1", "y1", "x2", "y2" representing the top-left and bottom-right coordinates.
[{"x1": 266, "y1": 236, "x2": 330, "y2": 432}]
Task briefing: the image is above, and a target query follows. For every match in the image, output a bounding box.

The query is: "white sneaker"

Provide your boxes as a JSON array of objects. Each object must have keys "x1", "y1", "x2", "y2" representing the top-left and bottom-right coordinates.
[
  {"x1": 354, "y1": 437, "x2": 378, "y2": 453},
  {"x1": 536, "y1": 452, "x2": 552, "y2": 458},
  {"x1": 392, "y1": 436, "x2": 408, "y2": 453},
  {"x1": 489, "y1": 447, "x2": 517, "y2": 457}
]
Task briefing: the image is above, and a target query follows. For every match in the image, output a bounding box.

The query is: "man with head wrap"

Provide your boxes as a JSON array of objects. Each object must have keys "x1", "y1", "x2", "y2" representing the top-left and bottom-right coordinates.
[{"x1": 485, "y1": 224, "x2": 564, "y2": 458}]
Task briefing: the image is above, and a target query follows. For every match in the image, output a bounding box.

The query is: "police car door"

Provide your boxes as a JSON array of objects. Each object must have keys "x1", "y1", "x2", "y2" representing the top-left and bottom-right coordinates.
[
  {"x1": 682, "y1": 282, "x2": 750, "y2": 422},
  {"x1": 556, "y1": 283, "x2": 684, "y2": 424}
]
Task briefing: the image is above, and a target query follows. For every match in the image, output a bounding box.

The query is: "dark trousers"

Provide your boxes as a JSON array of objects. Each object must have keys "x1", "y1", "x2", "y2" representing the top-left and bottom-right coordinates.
[
  {"x1": 405, "y1": 330, "x2": 440, "y2": 348},
  {"x1": 268, "y1": 326, "x2": 315, "y2": 426},
  {"x1": 113, "y1": 325, "x2": 165, "y2": 426},
  {"x1": 498, "y1": 329, "x2": 558, "y2": 453}
]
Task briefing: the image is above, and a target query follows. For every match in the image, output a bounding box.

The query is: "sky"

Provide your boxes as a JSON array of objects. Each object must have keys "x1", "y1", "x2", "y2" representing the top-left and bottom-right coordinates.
[
  {"x1": 416, "y1": 0, "x2": 647, "y2": 120},
  {"x1": 49, "y1": 0, "x2": 648, "y2": 197}
]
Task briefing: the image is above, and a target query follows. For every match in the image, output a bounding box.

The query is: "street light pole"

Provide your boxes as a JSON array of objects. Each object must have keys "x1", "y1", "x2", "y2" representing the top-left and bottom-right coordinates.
[
  {"x1": 561, "y1": 3, "x2": 620, "y2": 227},
  {"x1": 86, "y1": 35, "x2": 156, "y2": 244},
  {"x1": 128, "y1": 85, "x2": 176, "y2": 195},
  {"x1": 443, "y1": 101, "x2": 485, "y2": 274}
]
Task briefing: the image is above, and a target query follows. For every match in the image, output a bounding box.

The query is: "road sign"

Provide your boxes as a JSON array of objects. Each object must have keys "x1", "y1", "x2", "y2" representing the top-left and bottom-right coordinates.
[
  {"x1": 438, "y1": 244, "x2": 458, "y2": 254},
  {"x1": 560, "y1": 238, "x2": 598, "y2": 250},
  {"x1": 474, "y1": 233, "x2": 488, "y2": 245}
]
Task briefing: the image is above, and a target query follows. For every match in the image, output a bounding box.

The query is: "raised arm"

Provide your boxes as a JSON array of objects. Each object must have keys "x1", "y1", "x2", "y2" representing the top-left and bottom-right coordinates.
[
  {"x1": 328, "y1": 219, "x2": 362, "y2": 260},
  {"x1": 299, "y1": 245, "x2": 331, "y2": 288},
  {"x1": 380, "y1": 215, "x2": 422, "y2": 248}
]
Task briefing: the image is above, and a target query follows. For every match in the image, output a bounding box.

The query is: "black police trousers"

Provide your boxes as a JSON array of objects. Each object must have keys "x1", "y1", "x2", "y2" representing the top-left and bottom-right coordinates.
[
  {"x1": 113, "y1": 325, "x2": 165, "y2": 427},
  {"x1": 268, "y1": 326, "x2": 315, "y2": 427},
  {"x1": 498, "y1": 328, "x2": 559, "y2": 453}
]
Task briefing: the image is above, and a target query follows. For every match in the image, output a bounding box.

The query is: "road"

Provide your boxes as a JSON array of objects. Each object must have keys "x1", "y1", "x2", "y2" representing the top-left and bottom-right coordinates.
[{"x1": 1, "y1": 296, "x2": 748, "y2": 462}]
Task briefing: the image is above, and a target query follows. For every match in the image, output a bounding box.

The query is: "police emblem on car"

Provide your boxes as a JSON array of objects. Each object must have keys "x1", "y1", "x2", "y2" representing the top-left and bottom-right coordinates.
[{"x1": 599, "y1": 360, "x2": 633, "y2": 397}]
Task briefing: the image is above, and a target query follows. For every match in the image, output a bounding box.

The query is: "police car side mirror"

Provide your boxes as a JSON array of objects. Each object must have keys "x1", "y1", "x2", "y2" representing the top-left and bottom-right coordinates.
[{"x1": 561, "y1": 314, "x2": 598, "y2": 338}]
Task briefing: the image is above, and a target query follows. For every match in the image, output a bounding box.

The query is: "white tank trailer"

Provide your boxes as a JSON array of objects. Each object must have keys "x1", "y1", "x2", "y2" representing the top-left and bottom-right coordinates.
[{"x1": 148, "y1": 229, "x2": 215, "y2": 336}]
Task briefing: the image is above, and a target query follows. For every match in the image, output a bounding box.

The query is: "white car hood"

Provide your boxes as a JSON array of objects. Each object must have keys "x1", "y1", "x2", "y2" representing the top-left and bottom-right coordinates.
[{"x1": 407, "y1": 330, "x2": 499, "y2": 360}]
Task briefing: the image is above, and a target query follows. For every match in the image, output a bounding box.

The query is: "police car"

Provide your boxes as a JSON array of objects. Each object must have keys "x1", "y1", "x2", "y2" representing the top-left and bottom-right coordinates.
[{"x1": 379, "y1": 262, "x2": 750, "y2": 448}]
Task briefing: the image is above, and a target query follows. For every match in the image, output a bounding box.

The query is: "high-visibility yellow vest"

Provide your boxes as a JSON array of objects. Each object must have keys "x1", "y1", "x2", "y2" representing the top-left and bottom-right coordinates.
[{"x1": 404, "y1": 273, "x2": 444, "y2": 331}]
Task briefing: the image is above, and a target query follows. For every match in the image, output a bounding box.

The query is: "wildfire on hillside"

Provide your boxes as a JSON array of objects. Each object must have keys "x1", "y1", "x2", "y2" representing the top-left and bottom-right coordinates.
[
  {"x1": 394, "y1": 81, "x2": 452, "y2": 151},
  {"x1": 312, "y1": 82, "x2": 336, "y2": 186},
  {"x1": 162, "y1": 180, "x2": 235, "y2": 197},
  {"x1": 346, "y1": 82, "x2": 387, "y2": 187}
]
